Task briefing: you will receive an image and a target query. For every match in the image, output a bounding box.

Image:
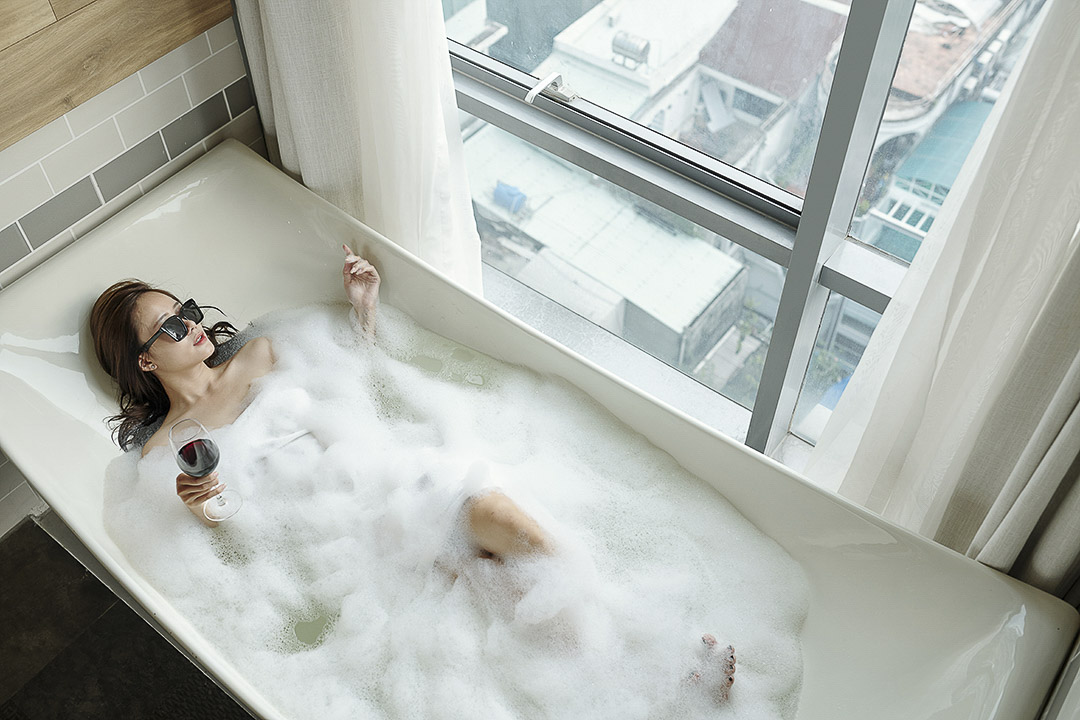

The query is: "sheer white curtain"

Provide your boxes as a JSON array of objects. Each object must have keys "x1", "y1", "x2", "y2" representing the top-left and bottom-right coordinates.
[
  {"x1": 806, "y1": 0, "x2": 1080, "y2": 602},
  {"x1": 233, "y1": 0, "x2": 483, "y2": 292}
]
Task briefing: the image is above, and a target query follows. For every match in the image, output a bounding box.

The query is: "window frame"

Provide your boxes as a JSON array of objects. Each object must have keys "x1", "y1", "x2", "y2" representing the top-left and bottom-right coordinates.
[{"x1": 447, "y1": 0, "x2": 918, "y2": 456}]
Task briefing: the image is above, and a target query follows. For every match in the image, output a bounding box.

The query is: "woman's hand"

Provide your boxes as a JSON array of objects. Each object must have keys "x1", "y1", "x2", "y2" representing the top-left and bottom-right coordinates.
[
  {"x1": 342, "y1": 244, "x2": 381, "y2": 310},
  {"x1": 176, "y1": 471, "x2": 224, "y2": 525},
  {"x1": 342, "y1": 244, "x2": 380, "y2": 338}
]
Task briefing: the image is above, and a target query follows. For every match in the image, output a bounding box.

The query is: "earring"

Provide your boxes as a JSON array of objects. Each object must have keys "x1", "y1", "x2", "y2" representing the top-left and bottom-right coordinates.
[{"x1": 149, "y1": 364, "x2": 157, "y2": 370}]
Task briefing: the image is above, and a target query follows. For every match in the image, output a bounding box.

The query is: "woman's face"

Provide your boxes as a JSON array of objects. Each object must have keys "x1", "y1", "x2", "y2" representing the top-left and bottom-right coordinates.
[{"x1": 133, "y1": 291, "x2": 214, "y2": 373}]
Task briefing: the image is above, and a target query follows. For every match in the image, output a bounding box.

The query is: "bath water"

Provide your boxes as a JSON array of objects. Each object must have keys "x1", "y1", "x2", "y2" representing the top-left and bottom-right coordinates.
[{"x1": 104, "y1": 303, "x2": 809, "y2": 720}]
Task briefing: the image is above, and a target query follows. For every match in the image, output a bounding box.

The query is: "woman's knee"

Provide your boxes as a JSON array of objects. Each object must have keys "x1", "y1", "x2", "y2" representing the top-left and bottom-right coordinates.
[{"x1": 466, "y1": 491, "x2": 549, "y2": 555}]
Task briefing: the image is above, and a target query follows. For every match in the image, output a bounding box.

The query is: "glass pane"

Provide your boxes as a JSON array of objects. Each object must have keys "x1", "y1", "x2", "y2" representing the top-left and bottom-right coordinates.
[
  {"x1": 791, "y1": 294, "x2": 881, "y2": 445},
  {"x1": 850, "y1": 0, "x2": 1045, "y2": 263},
  {"x1": 460, "y1": 111, "x2": 784, "y2": 410},
  {"x1": 443, "y1": 0, "x2": 851, "y2": 198}
]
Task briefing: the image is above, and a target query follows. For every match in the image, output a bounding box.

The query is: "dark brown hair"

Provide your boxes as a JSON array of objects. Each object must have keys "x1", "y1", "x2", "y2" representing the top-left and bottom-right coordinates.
[{"x1": 90, "y1": 280, "x2": 237, "y2": 450}]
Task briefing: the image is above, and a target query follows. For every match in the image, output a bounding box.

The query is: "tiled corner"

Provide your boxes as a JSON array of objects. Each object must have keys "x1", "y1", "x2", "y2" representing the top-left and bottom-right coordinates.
[
  {"x1": 0, "y1": 16, "x2": 264, "y2": 289},
  {"x1": 0, "y1": 464, "x2": 47, "y2": 540},
  {"x1": 207, "y1": 107, "x2": 261, "y2": 149}
]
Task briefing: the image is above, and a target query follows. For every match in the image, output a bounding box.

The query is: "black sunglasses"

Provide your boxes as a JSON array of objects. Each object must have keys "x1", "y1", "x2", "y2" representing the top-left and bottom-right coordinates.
[{"x1": 136, "y1": 299, "x2": 204, "y2": 357}]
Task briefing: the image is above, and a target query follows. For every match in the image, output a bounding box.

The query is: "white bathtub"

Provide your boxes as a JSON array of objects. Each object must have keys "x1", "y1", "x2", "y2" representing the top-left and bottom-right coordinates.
[{"x1": 0, "y1": 140, "x2": 1076, "y2": 719}]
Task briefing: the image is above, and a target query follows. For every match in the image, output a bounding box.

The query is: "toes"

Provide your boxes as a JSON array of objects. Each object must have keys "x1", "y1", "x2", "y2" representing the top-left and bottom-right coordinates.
[{"x1": 701, "y1": 633, "x2": 717, "y2": 648}]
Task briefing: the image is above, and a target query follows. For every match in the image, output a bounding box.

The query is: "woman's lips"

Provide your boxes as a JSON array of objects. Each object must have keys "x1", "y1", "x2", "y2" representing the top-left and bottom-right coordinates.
[{"x1": 194, "y1": 332, "x2": 206, "y2": 346}]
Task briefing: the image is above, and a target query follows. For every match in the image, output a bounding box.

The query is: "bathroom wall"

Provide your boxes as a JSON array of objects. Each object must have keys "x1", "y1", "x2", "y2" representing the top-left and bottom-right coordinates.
[{"x1": 0, "y1": 17, "x2": 266, "y2": 537}]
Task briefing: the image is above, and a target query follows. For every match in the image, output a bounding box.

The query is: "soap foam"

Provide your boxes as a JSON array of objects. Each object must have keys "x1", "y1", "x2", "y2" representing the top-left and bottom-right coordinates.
[{"x1": 105, "y1": 303, "x2": 809, "y2": 720}]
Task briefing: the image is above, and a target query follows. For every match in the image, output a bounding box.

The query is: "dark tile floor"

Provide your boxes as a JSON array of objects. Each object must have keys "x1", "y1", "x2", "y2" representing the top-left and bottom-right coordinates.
[{"x1": 0, "y1": 520, "x2": 253, "y2": 720}]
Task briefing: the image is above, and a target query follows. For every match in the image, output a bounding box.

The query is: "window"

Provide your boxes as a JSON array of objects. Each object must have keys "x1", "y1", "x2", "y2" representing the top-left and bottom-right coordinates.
[
  {"x1": 792, "y1": 295, "x2": 882, "y2": 445},
  {"x1": 444, "y1": 0, "x2": 851, "y2": 199},
  {"x1": 445, "y1": 0, "x2": 1049, "y2": 458},
  {"x1": 850, "y1": 0, "x2": 1045, "y2": 264},
  {"x1": 463, "y1": 113, "x2": 784, "y2": 412}
]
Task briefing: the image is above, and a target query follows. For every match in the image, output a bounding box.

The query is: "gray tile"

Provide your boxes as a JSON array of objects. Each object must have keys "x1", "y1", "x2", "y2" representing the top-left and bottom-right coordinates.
[
  {"x1": 183, "y1": 43, "x2": 244, "y2": 106},
  {"x1": 114, "y1": 78, "x2": 190, "y2": 149},
  {"x1": 19, "y1": 179, "x2": 100, "y2": 249},
  {"x1": 138, "y1": 33, "x2": 211, "y2": 93},
  {"x1": 224, "y1": 78, "x2": 253, "y2": 118},
  {"x1": 0, "y1": 165, "x2": 53, "y2": 229},
  {"x1": 206, "y1": 18, "x2": 237, "y2": 53},
  {"x1": 40, "y1": 120, "x2": 125, "y2": 194},
  {"x1": 0, "y1": 224, "x2": 30, "y2": 272},
  {"x1": 0, "y1": 116, "x2": 72, "y2": 185},
  {"x1": 161, "y1": 94, "x2": 230, "y2": 159},
  {"x1": 94, "y1": 134, "x2": 168, "y2": 202}
]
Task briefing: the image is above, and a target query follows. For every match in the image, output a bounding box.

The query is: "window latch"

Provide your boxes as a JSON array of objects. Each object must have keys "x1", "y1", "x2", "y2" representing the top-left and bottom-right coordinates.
[{"x1": 524, "y1": 72, "x2": 578, "y2": 105}]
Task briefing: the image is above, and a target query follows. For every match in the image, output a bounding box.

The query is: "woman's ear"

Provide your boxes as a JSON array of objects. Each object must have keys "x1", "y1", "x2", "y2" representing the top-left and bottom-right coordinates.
[{"x1": 138, "y1": 354, "x2": 157, "y2": 372}]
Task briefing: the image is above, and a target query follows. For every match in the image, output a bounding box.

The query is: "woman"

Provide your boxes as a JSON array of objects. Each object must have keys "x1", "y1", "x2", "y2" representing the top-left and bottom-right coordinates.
[
  {"x1": 89, "y1": 245, "x2": 550, "y2": 560},
  {"x1": 90, "y1": 247, "x2": 736, "y2": 698}
]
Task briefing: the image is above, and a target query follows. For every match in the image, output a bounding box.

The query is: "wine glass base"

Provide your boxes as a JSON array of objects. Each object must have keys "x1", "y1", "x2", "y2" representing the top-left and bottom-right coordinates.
[{"x1": 204, "y1": 489, "x2": 243, "y2": 522}]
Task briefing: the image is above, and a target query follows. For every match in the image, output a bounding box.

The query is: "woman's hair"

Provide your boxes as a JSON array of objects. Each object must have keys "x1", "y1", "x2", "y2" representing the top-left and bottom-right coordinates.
[{"x1": 90, "y1": 280, "x2": 237, "y2": 450}]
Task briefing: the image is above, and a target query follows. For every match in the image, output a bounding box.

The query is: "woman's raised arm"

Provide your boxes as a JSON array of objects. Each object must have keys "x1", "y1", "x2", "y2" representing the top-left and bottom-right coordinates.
[{"x1": 342, "y1": 244, "x2": 380, "y2": 340}]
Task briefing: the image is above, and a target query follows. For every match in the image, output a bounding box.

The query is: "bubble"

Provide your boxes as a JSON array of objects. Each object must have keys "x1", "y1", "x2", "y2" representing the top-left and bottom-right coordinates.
[{"x1": 104, "y1": 302, "x2": 809, "y2": 720}]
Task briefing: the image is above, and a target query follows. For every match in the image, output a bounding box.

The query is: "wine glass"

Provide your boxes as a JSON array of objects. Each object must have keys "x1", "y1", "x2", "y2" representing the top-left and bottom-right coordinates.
[{"x1": 169, "y1": 418, "x2": 242, "y2": 521}]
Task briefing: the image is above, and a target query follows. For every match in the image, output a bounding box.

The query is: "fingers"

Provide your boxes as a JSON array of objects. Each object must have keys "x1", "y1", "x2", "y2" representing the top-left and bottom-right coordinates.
[
  {"x1": 176, "y1": 471, "x2": 224, "y2": 506},
  {"x1": 343, "y1": 257, "x2": 380, "y2": 283}
]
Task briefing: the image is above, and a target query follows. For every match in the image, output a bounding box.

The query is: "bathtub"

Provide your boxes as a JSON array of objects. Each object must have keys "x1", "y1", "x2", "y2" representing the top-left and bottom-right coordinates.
[{"x1": 0, "y1": 139, "x2": 1077, "y2": 719}]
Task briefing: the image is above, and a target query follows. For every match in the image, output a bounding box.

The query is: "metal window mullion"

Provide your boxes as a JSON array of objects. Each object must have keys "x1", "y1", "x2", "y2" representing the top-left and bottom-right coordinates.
[
  {"x1": 454, "y1": 71, "x2": 795, "y2": 267},
  {"x1": 746, "y1": 0, "x2": 917, "y2": 454},
  {"x1": 449, "y1": 42, "x2": 802, "y2": 230}
]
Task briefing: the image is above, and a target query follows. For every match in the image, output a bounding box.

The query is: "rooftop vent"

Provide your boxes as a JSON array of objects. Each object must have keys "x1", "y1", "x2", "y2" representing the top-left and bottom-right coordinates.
[{"x1": 612, "y1": 30, "x2": 650, "y2": 69}]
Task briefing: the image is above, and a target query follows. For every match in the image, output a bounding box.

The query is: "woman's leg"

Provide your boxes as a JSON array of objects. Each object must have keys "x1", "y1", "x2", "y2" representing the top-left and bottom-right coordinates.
[{"x1": 466, "y1": 491, "x2": 552, "y2": 558}]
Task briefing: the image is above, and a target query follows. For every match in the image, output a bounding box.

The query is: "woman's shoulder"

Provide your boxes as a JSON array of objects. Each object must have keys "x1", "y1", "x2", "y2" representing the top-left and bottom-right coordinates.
[
  {"x1": 140, "y1": 420, "x2": 172, "y2": 458},
  {"x1": 226, "y1": 335, "x2": 274, "y2": 373}
]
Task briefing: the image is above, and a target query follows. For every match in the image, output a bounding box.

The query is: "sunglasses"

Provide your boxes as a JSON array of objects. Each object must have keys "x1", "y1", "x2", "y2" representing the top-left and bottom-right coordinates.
[{"x1": 136, "y1": 298, "x2": 204, "y2": 357}]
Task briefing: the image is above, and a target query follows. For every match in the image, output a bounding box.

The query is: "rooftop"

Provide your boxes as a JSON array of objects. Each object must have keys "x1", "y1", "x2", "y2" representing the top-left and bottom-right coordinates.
[
  {"x1": 538, "y1": 0, "x2": 738, "y2": 111},
  {"x1": 890, "y1": 0, "x2": 1009, "y2": 103},
  {"x1": 464, "y1": 124, "x2": 744, "y2": 331},
  {"x1": 698, "y1": 0, "x2": 847, "y2": 100}
]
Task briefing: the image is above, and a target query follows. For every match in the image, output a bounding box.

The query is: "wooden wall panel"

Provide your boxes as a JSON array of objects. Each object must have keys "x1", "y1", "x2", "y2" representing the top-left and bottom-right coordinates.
[
  {"x1": 49, "y1": 0, "x2": 95, "y2": 21},
  {"x1": 0, "y1": 0, "x2": 232, "y2": 152},
  {"x1": 0, "y1": 0, "x2": 56, "y2": 49}
]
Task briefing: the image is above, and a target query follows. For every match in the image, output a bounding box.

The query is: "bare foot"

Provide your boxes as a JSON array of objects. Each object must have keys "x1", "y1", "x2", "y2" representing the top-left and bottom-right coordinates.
[{"x1": 688, "y1": 633, "x2": 736, "y2": 702}]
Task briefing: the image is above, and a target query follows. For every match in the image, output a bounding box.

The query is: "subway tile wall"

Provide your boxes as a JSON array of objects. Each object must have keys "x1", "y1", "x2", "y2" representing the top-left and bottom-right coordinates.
[
  {"x1": 0, "y1": 16, "x2": 264, "y2": 538},
  {"x1": 0, "y1": 17, "x2": 265, "y2": 292}
]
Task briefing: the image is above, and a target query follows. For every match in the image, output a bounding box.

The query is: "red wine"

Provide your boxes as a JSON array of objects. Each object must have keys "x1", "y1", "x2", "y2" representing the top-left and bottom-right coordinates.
[{"x1": 177, "y1": 438, "x2": 220, "y2": 477}]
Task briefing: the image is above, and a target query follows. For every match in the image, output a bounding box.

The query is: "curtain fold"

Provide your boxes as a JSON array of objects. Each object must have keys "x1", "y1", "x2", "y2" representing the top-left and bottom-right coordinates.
[
  {"x1": 806, "y1": 0, "x2": 1080, "y2": 602},
  {"x1": 233, "y1": 0, "x2": 483, "y2": 292}
]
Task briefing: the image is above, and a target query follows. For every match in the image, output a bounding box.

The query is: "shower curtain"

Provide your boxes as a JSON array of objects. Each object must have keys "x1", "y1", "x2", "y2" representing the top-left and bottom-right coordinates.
[
  {"x1": 232, "y1": 0, "x2": 483, "y2": 293},
  {"x1": 806, "y1": 0, "x2": 1080, "y2": 604}
]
